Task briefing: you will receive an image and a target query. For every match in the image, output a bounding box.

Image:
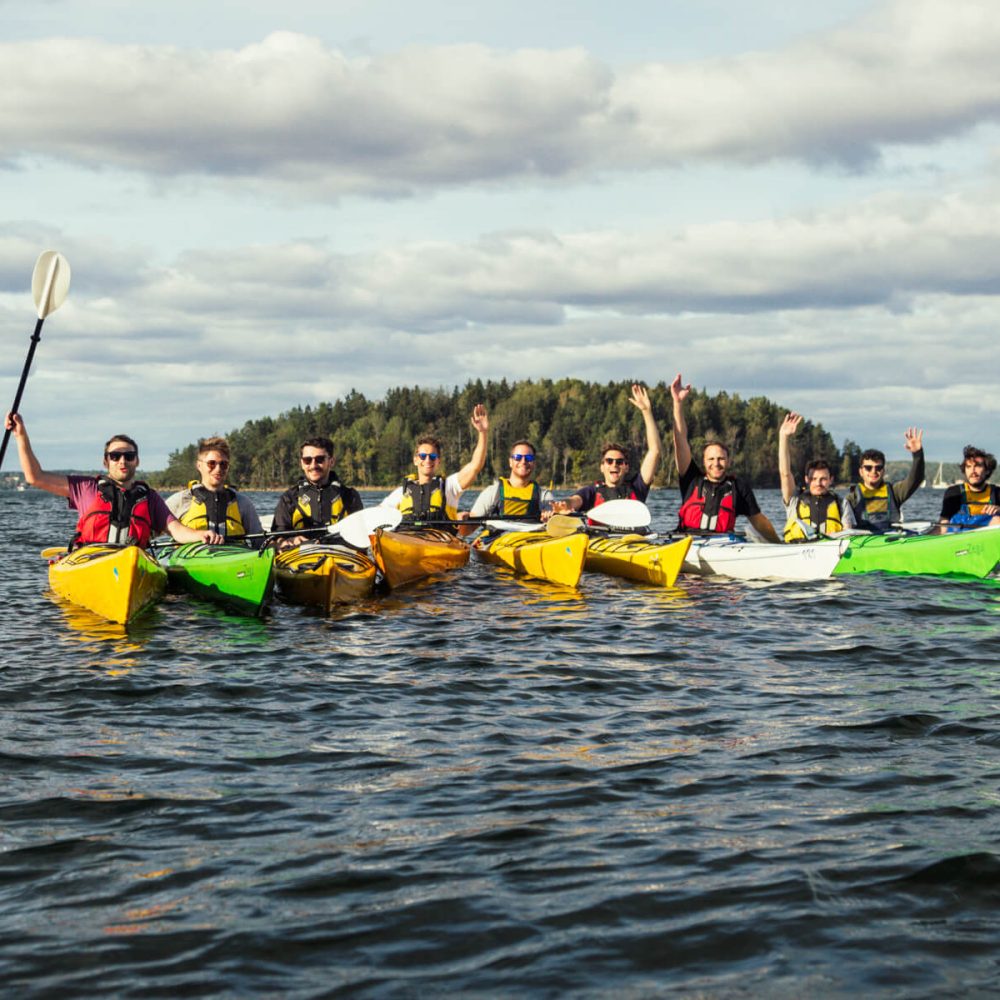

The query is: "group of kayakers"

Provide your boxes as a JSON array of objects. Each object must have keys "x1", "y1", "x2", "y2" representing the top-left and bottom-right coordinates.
[{"x1": 5, "y1": 375, "x2": 999, "y2": 552}]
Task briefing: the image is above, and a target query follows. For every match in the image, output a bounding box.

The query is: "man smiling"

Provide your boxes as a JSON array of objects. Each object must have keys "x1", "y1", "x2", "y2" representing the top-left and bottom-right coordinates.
[
  {"x1": 167, "y1": 436, "x2": 263, "y2": 542},
  {"x1": 469, "y1": 438, "x2": 551, "y2": 520},
  {"x1": 670, "y1": 375, "x2": 779, "y2": 542},
  {"x1": 272, "y1": 435, "x2": 364, "y2": 548},
  {"x1": 779, "y1": 412, "x2": 844, "y2": 542},
  {"x1": 842, "y1": 429, "x2": 924, "y2": 533},
  {"x1": 4, "y1": 411, "x2": 221, "y2": 548}
]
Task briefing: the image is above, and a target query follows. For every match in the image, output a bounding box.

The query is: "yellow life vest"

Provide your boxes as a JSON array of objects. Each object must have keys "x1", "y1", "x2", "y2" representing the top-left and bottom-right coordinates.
[
  {"x1": 180, "y1": 482, "x2": 246, "y2": 538},
  {"x1": 962, "y1": 483, "x2": 998, "y2": 517},
  {"x1": 847, "y1": 482, "x2": 900, "y2": 533},
  {"x1": 493, "y1": 477, "x2": 541, "y2": 519},
  {"x1": 783, "y1": 492, "x2": 843, "y2": 543},
  {"x1": 398, "y1": 475, "x2": 456, "y2": 521},
  {"x1": 291, "y1": 481, "x2": 347, "y2": 529}
]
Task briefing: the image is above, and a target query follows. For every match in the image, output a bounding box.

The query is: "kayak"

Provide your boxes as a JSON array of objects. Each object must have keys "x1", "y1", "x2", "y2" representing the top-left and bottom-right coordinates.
[
  {"x1": 47, "y1": 544, "x2": 167, "y2": 624},
  {"x1": 584, "y1": 534, "x2": 692, "y2": 587},
  {"x1": 682, "y1": 535, "x2": 850, "y2": 581},
  {"x1": 275, "y1": 543, "x2": 377, "y2": 611},
  {"x1": 474, "y1": 528, "x2": 589, "y2": 587},
  {"x1": 834, "y1": 525, "x2": 1000, "y2": 579},
  {"x1": 371, "y1": 527, "x2": 470, "y2": 589},
  {"x1": 157, "y1": 543, "x2": 276, "y2": 615}
]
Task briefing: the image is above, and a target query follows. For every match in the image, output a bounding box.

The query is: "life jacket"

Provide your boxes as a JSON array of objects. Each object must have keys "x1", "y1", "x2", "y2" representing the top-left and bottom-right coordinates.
[
  {"x1": 290, "y1": 476, "x2": 349, "y2": 530},
  {"x1": 488, "y1": 478, "x2": 541, "y2": 519},
  {"x1": 180, "y1": 481, "x2": 246, "y2": 539},
  {"x1": 399, "y1": 475, "x2": 454, "y2": 522},
  {"x1": 73, "y1": 476, "x2": 153, "y2": 548},
  {"x1": 949, "y1": 482, "x2": 1000, "y2": 527},
  {"x1": 676, "y1": 477, "x2": 737, "y2": 533},
  {"x1": 846, "y1": 482, "x2": 900, "y2": 533},
  {"x1": 587, "y1": 477, "x2": 640, "y2": 526},
  {"x1": 783, "y1": 491, "x2": 843, "y2": 542}
]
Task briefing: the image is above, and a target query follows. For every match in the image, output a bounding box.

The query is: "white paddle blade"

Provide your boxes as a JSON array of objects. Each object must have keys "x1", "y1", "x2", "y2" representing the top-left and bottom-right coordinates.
[
  {"x1": 586, "y1": 498, "x2": 651, "y2": 529},
  {"x1": 485, "y1": 519, "x2": 545, "y2": 533},
  {"x1": 337, "y1": 505, "x2": 403, "y2": 548},
  {"x1": 32, "y1": 251, "x2": 71, "y2": 319}
]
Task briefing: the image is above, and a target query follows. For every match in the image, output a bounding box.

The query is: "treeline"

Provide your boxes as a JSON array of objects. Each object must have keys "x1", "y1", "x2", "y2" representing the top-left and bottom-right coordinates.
[{"x1": 149, "y1": 379, "x2": 849, "y2": 490}]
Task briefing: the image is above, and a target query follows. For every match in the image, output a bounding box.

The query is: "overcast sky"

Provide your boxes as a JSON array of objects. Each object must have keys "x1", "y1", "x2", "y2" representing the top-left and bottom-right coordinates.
[{"x1": 1, "y1": 0, "x2": 997, "y2": 470}]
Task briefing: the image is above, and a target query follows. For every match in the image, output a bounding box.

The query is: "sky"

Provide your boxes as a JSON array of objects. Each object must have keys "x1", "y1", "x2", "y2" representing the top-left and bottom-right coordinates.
[{"x1": 1, "y1": 0, "x2": 998, "y2": 470}]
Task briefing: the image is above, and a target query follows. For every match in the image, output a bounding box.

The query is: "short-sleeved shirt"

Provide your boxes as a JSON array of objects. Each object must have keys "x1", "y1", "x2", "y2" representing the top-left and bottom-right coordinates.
[
  {"x1": 469, "y1": 481, "x2": 554, "y2": 518},
  {"x1": 939, "y1": 481, "x2": 1000, "y2": 522},
  {"x1": 679, "y1": 462, "x2": 761, "y2": 518},
  {"x1": 571, "y1": 474, "x2": 650, "y2": 513},
  {"x1": 382, "y1": 472, "x2": 463, "y2": 512},
  {"x1": 166, "y1": 486, "x2": 264, "y2": 535},
  {"x1": 68, "y1": 474, "x2": 176, "y2": 534}
]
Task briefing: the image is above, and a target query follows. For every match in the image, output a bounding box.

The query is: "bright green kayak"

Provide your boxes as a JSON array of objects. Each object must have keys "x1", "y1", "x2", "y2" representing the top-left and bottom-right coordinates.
[
  {"x1": 834, "y1": 526, "x2": 1000, "y2": 579},
  {"x1": 158, "y1": 543, "x2": 276, "y2": 615}
]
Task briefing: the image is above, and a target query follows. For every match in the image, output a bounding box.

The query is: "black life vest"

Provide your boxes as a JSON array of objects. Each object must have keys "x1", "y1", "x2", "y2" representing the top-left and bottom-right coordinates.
[
  {"x1": 291, "y1": 477, "x2": 349, "y2": 529},
  {"x1": 783, "y1": 491, "x2": 843, "y2": 542},
  {"x1": 399, "y1": 475, "x2": 448, "y2": 522},
  {"x1": 183, "y1": 483, "x2": 246, "y2": 538}
]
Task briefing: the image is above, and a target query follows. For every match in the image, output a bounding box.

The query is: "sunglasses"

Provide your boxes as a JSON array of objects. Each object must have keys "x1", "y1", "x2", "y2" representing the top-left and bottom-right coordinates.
[
  {"x1": 203, "y1": 459, "x2": 229, "y2": 471},
  {"x1": 604, "y1": 457, "x2": 627, "y2": 466},
  {"x1": 510, "y1": 453, "x2": 535, "y2": 463},
  {"x1": 417, "y1": 452, "x2": 440, "y2": 461},
  {"x1": 105, "y1": 450, "x2": 137, "y2": 462},
  {"x1": 861, "y1": 464, "x2": 884, "y2": 472},
  {"x1": 301, "y1": 455, "x2": 329, "y2": 466}
]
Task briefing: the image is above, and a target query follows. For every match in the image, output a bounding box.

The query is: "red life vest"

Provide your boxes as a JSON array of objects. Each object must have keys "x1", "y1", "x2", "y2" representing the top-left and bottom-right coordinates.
[
  {"x1": 587, "y1": 479, "x2": 639, "y2": 526},
  {"x1": 74, "y1": 477, "x2": 154, "y2": 548},
  {"x1": 677, "y1": 477, "x2": 737, "y2": 533}
]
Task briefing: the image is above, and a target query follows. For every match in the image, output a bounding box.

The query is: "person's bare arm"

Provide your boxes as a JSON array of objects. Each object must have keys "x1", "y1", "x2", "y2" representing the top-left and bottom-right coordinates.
[
  {"x1": 455, "y1": 404, "x2": 489, "y2": 490},
  {"x1": 630, "y1": 384, "x2": 662, "y2": 485},
  {"x1": 4, "y1": 412, "x2": 70, "y2": 497},
  {"x1": 670, "y1": 374, "x2": 693, "y2": 477}
]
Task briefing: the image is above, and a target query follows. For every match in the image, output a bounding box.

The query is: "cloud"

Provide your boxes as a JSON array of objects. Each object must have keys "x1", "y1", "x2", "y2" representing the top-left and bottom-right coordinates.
[{"x1": 2, "y1": 1, "x2": 1000, "y2": 197}]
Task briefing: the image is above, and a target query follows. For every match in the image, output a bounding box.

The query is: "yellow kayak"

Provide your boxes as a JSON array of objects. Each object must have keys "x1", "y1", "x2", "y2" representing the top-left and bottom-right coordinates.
[
  {"x1": 474, "y1": 529, "x2": 588, "y2": 588},
  {"x1": 47, "y1": 544, "x2": 167, "y2": 624},
  {"x1": 371, "y1": 527, "x2": 470, "y2": 589},
  {"x1": 275, "y1": 543, "x2": 377, "y2": 611},
  {"x1": 585, "y1": 534, "x2": 693, "y2": 587}
]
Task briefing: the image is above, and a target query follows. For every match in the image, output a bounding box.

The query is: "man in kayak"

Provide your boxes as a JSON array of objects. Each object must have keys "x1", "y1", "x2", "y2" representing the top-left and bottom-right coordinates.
[
  {"x1": 549, "y1": 383, "x2": 662, "y2": 518},
  {"x1": 938, "y1": 446, "x2": 1000, "y2": 529},
  {"x1": 272, "y1": 435, "x2": 364, "y2": 548},
  {"x1": 670, "y1": 375, "x2": 780, "y2": 542},
  {"x1": 842, "y1": 429, "x2": 924, "y2": 532},
  {"x1": 4, "y1": 412, "x2": 222, "y2": 547},
  {"x1": 381, "y1": 404, "x2": 490, "y2": 531},
  {"x1": 468, "y1": 437, "x2": 553, "y2": 520},
  {"x1": 779, "y1": 413, "x2": 844, "y2": 542},
  {"x1": 166, "y1": 436, "x2": 263, "y2": 543}
]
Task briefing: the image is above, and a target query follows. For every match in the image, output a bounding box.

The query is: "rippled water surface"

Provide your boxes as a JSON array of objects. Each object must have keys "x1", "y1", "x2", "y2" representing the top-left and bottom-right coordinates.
[{"x1": 2, "y1": 487, "x2": 999, "y2": 997}]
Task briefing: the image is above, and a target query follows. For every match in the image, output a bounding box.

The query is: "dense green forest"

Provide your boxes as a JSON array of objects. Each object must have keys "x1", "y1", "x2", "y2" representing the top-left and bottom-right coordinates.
[{"x1": 149, "y1": 379, "x2": 853, "y2": 490}]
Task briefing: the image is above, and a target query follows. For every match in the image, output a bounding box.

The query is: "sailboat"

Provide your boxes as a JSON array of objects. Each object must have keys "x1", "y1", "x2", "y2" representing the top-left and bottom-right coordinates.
[{"x1": 931, "y1": 462, "x2": 948, "y2": 489}]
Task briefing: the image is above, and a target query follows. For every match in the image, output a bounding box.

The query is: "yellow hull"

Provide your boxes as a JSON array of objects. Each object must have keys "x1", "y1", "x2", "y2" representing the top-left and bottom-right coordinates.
[
  {"x1": 275, "y1": 544, "x2": 377, "y2": 611},
  {"x1": 584, "y1": 534, "x2": 693, "y2": 587},
  {"x1": 47, "y1": 544, "x2": 167, "y2": 624},
  {"x1": 474, "y1": 529, "x2": 588, "y2": 588},
  {"x1": 371, "y1": 527, "x2": 470, "y2": 589}
]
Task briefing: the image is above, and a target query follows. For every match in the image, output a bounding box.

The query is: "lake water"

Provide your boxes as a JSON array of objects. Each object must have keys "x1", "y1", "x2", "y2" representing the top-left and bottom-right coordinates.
[{"x1": 2, "y1": 486, "x2": 999, "y2": 997}]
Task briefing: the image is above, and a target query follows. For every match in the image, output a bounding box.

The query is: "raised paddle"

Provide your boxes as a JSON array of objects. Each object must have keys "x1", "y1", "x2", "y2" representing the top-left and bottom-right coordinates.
[{"x1": 0, "y1": 251, "x2": 71, "y2": 469}]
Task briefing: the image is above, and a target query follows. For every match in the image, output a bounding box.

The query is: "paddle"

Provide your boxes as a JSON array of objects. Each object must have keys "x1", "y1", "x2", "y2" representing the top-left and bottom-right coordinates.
[{"x1": 0, "y1": 251, "x2": 71, "y2": 470}]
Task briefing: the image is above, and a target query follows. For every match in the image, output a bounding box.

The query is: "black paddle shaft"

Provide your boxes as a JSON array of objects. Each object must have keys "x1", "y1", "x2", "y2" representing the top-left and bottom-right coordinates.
[{"x1": 0, "y1": 317, "x2": 45, "y2": 470}]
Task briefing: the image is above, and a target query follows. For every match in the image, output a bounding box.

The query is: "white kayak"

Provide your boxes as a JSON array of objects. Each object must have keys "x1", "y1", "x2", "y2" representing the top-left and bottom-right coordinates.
[{"x1": 682, "y1": 535, "x2": 851, "y2": 581}]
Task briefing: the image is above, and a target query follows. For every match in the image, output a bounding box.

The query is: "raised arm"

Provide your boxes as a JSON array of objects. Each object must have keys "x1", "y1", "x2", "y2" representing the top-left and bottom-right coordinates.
[
  {"x1": 778, "y1": 412, "x2": 802, "y2": 505},
  {"x1": 895, "y1": 426, "x2": 925, "y2": 503},
  {"x1": 629, "y1": 383, "x2": 662, "y2": 485},
  {"x1": 4, "y1": 412, "x2": 70, "y2": 497},
  {"x1": 455, "y1": 404, "x2": 489, "y2": 490},
  {"x1": 670, "y1": 374, "x2": 693, "y2": 477}
]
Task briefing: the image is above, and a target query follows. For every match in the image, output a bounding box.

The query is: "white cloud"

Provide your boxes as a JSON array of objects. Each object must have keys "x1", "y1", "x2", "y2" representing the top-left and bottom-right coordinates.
[{"x1": 2, "y1": 1, "x2": 1000, "y2": 197}]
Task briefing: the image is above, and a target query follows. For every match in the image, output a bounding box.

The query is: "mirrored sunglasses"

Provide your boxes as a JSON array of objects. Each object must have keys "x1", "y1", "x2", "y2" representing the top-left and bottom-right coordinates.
[
  {"x1": 417, "y1": 452, "x2": 440, "y2": 461},
  {"x1": 510, "y1": 453, "x2": 535, "y2": 463}
]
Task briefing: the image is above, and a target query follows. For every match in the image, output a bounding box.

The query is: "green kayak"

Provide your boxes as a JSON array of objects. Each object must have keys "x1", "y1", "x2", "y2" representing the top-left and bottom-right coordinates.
[
  {"x1": 158, "y1": 543, "x2": 276, "y2": 615},
  {"x1": 834, "y1": 525, "x2": 1000, "y2": 579}
]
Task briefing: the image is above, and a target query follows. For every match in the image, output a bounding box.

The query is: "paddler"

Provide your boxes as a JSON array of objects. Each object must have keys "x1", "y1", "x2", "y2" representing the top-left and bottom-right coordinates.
[
  {"x1": 550, "y1": 383, "x2": 662, "y2": 518},
  {"x1": 842, "y1": 429, "x2": 924, "y2": 533},
  {"x1": 4, "y1": 412, "x2": 223, "y2": 548},
  {"x1": 670, "y1": 375, "x2": 780, "y2": 542},
  {"x1": 381, "y1": 404, "x2": 490, "y2": 532},
  {"x1": 938, "y1": 446, "x2": 1000, "y2": 529},
  {"x1": 468, "y1": 438, "x2": 553, "y2": 520},
  {"x1": 167, "y1": 436, "x2": 263, "y2": 544},
  {"x1": 778, "y1": 412, "x2": 844, "y2": 542},
  {"x1": 272, "y1": 435, "x2": 364, "y2": 549}
]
